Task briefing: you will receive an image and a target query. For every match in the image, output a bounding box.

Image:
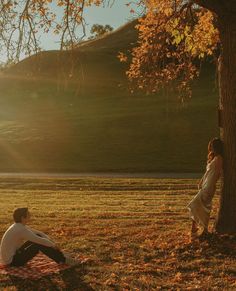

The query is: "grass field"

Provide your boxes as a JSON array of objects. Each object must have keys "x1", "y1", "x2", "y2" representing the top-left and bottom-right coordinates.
[
  {"x1": 0, "y1": 67, "x2": 219, "y2": 173},
  {"x1": 0, "y1": 176, "x2": 235, "y2": 290}
]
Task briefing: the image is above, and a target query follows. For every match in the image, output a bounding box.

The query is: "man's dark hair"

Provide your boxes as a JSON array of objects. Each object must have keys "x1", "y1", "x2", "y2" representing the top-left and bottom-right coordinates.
[{"x1": 13, "y1": 208, "x2": 29, "y2": 223}]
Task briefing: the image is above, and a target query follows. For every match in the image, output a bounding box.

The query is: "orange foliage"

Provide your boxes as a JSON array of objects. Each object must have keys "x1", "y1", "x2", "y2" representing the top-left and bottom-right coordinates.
[
  {"x1": 1, "y1": 0, "x2": 220, "y2": 98},
  {"x1": 120, "y1": 0, "x2": 220, "y2": 100}
]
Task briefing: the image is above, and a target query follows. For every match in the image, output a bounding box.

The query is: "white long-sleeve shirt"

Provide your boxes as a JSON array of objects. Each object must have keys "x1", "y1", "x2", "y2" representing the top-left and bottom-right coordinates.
[{"x1": 0, "y1": 223, "x2": 55, "y2": 265}]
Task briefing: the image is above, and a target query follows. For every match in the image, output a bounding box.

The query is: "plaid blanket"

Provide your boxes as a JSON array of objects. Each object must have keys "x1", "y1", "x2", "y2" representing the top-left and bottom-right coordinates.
[{"x1": 0, "y1": 253, "x2": 71, "y2": 279}]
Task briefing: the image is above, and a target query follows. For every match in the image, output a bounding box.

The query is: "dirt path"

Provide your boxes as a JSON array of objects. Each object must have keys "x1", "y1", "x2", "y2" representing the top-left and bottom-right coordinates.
[{"x1": 0, "y1": 172, "x2": 201, "y2": 179}]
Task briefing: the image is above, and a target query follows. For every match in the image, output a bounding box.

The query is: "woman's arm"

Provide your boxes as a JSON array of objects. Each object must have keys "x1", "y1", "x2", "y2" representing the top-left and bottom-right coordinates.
[
  {"x1": 214, "y1": 156, "x2": 223, "y2": 178},
  {"x1": 198, "y1": 177, "x2": 204, "y2": 190}
]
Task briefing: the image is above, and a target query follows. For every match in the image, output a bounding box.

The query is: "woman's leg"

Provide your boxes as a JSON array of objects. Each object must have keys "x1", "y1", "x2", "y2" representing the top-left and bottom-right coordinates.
[{"x1": 191, "y1": 219, "x2": 198, "y2": 233}]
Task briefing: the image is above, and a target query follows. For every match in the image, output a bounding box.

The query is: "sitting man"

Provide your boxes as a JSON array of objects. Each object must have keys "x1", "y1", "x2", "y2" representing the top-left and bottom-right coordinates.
[{"x1": 0, "y1": 207, "x2": 77, "y2": 266}]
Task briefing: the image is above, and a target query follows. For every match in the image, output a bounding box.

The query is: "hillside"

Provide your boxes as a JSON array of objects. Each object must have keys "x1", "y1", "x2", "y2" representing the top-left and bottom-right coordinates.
[
  {"x1": 4, "y1": 20, "x2": 138, "y2": 85},
  {"x1": 0, "y1": 20, "x2": 219, "y2": 173}
]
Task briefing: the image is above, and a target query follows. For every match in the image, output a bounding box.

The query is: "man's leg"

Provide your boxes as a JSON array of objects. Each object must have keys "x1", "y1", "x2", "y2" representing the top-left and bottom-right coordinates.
[
  {"x1": 37, "y1": 244, "x2": 66, "y2": 263},
  {"x1": 33, "y1": 244, "x2": 78, "y2": 266},
  {"x1": 34, "y1": 233, "x2": 65, "y2": 263},
  {"x1": 11, "y1": 242, "x2": 40, "y2": 266},
  {"x1": 11, "y1": 242, "x2": 65, "y2": 266}
]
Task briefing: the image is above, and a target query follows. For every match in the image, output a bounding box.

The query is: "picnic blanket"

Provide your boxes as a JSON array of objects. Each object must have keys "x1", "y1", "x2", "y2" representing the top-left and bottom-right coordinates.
[{"x1": 0, "y1": 253, "x2": 71, "y2": 279}]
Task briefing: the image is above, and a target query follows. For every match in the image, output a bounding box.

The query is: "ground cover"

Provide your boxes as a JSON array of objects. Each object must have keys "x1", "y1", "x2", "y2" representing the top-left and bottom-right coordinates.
[{"x1": 0, "y1": 177, "x2": 235, "y2": 290}]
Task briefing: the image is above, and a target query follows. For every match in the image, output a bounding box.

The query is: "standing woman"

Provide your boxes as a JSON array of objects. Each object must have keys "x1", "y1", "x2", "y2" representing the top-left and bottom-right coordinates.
[{"x1": 187, "y1": 137, "x2": 223, "y2": 238}]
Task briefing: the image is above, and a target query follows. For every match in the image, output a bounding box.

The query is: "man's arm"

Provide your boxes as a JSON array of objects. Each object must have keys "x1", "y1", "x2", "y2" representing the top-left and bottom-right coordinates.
[
  {"x1": 28, "y1": 227, "x2": 51, "y2": 240},
  {"x1": 22, "y1": 227, "x2": 56, "y2": 248}
]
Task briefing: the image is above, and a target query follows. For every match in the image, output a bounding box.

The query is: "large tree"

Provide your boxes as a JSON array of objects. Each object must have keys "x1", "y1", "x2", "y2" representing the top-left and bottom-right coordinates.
[
  {"x1": 0, "y1": 0, "x2": 235, "y2": 232},
  {"x1": 122, "y1": 0, "x2": 236, "y2": 233}
]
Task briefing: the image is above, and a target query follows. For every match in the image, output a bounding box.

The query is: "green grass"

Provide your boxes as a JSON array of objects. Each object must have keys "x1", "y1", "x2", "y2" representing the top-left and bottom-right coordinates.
[
  {"x1": 0, "y1": 74, "x2": 219, "y2": 172},
  {"x1": 0, "y1": 20, "x2": 219, "y2": 173},
  {"x1": 0, "y1": 177, "x2": 235, "y2": 290}
]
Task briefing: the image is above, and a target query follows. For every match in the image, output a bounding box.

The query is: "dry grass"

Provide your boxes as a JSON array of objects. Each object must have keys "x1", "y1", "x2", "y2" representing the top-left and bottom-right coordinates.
[{"x1": 0, "y1": 177, "x2": 235, "y2": 290}]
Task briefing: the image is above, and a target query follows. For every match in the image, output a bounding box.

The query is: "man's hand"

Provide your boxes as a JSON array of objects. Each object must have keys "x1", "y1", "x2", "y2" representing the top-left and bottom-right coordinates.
[{"x1": 53, "y1": 244, "x2": 61, "y2": 251}]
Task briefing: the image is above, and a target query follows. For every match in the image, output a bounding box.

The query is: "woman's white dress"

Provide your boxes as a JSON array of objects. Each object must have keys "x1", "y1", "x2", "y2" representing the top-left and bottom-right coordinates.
[{"x1": 187, "y1": 156, "x2": 223, "y2": 229}]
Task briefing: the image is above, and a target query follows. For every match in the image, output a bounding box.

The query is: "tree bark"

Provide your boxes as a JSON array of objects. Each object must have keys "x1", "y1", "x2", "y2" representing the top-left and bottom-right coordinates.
[
  {"x1": 215, "y1": 13, "x2": 236, "y2": 233},
  {"x1": 194, "y1": 0, "x2": 224, "y2": 15},
  {"x1": 194, "y1": 0, "x2": 236, "y2": 15}
]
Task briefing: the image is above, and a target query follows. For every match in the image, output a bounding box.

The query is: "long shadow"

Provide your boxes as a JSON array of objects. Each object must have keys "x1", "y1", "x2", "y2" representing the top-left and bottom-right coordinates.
[
  {"x1": 2, "y1": 264, "x2": 94, "y2": 291},
  {"x1": 59, "y1": 265, "x2": 94, "y2": 291},
  {"x1": 175, "y1": 233, "x2": 236, "y2": 261}
]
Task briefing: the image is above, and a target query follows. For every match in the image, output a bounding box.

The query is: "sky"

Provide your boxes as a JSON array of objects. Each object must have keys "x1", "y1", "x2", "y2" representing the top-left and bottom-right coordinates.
[
  {"x1": 40, "y1": 1, "x2": 139, "y2": 50},
  {"x1": 0, "y1": 1, "x2": 141, "y2": 64}
]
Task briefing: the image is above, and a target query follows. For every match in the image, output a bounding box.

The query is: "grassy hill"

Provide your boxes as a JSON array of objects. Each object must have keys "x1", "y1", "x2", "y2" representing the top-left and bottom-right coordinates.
[{"x1": 0, "y1": 20, "x2": 219, "y2": 173}]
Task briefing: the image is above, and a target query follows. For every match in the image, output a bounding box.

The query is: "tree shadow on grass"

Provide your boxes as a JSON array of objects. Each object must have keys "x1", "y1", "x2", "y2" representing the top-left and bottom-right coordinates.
[
  {"x1": 2, "y1": 264, "x2": 94, "y2": 291},
  {"x1": 175, "y1": 233, "x2": 236, "y2": 262}
]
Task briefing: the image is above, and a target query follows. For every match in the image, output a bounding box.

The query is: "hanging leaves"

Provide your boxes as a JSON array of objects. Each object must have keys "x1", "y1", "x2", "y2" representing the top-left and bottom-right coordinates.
[
  {"x1": 123, "y1": 0, "x2": 220, "y2": 100},
  {"x1": 0, "y1": 0, "x2": 106, "y2": 61}
]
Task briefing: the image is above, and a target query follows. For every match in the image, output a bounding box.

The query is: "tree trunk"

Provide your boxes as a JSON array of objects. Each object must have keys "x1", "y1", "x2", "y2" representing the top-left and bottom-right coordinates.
[{"x1": 216, "y1": 13, "x2": 236, "y2": 233}]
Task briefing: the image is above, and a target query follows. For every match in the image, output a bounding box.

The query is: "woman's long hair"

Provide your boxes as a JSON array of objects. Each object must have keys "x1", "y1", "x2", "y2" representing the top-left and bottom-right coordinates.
[{"x1": 207, "y1": 137, "x2": 224, "y2": 163}]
